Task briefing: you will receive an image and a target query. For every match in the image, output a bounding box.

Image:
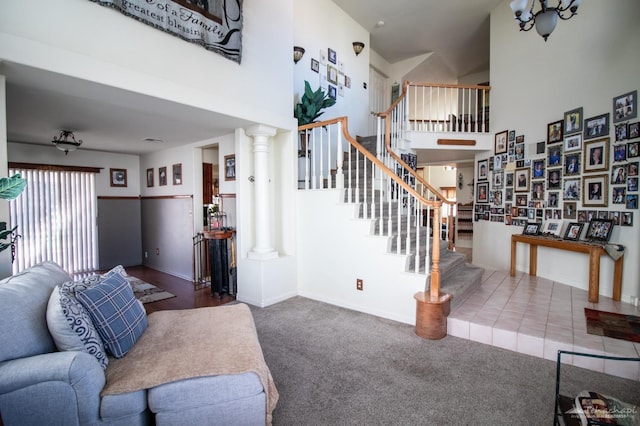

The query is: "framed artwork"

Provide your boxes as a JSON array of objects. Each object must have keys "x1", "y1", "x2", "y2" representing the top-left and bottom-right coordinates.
[
  {"x1": 224, "y1": 154, "x2": 236, "y2": 181},
  {"x1": 585, "y1": 218, "x2": 614, "y2": 242},
  {"x1": 563, "y1": 177, "x2": 580, "y2": 200},
  {"x1": 547, "y1": 145, "x2": 562, "y2": 167},
  {"x1": 584, "y1": 113, "x2": 609, "y2": 139},
  {"x1": 615, "y1": 123, "x2": 628, "y2": 141},
  {"x1": 159, "y1": 166, "x2": 167, "y2": 186},
  {"x1": 612, "y1": 186, "x2": 626, "y2": 204},
  {"x1": 522, "y1": 223, "x2": 540, "y2": 236},
  {"x1": 582, "y1": 174, "x2": 608, "y2": 207},
  {"x1": 622, "y1": 212, "x2": 634, "y2": 226},
  {"x1": 327, "y1": 48, "x2": 336, "y2": 64},
  {"x1": 531, "y1": 181, "x2": 545, "y2": 200},
  {"x1": 609, "y1": 211, "x2": 621, "y2": 225},
  {"x1": 509, "y1": 130, "x2": 515, "y2": 141},
  {"x1": 564, "y1": 107, "x2": 583, "y2": 135},
  {"x1": 547, "y1": 168, "x2": 562, "y2": 189},
  {"x1": 476, "y1": 182, "x2": 489, "y2": 203},
  {"x1": 628, "y1": 141, "x2": 639, "y2": 158},
  {"x1": 494, "y1": 130, "x2": 508, "y2": 154},
  {"x1": 629, "y1": 122, "x2": 639, "y2": 139},
  {"x1": 613, "y1": 144, "x2": 627, "y2": 163},
  {"x1": 345, "y1": 75, "x2": 351, "y2": 88},
  {"x1": 328, "y1": 85, "x2": 337, "y2": 100},
  {"x1": 547, "y1": 120, "x2": 563, "y2": 144},
  {"x1": 514, "y1": 168, "x2": 530, "y2": 192},
  {"x1": 629, "y1": 161, "x2": 639, "y2": 176},
  {"x1": 564, "y1": 152, "x2": 581, "y2": 176},
  {"x1": 613, "y1": 90, "x2": 637, "y2": 123},
  {"x1": 172, "y1": 163, "x2": 182, "y2": 185},
  {"x1": 110, "y1": 168, "x2": 127, "y2": 187},
  {"x1": 146, "y1": 168, "x2": 154, "y2": 187},
  {"x1": 319, "y1": 49, "x2": 327, "y2": 65},
  {"x1": 542, "y1": 219, "x2": 563, "y2": 237},
  {"x1": 477, "y1": 159, "x2": 488, "y2": 181},
  {"x1": 563, "y1": 201, "x2": 577, "y2": 219},
  {"x1": 506, "y1": 172, "x2": 514, "y2": 186},
  {"x1": 629, "y1": 177, "x2": 639, "y2": 192},
  {"x1": 563, "y1": 222, "x2": 583, "y2": 241},
  {"x1": 311, "y1": 58, "x2": 320, "y2": 73},
  {"x1": 583, "y1": 138, "x2": 609, "y2": 173},
  {"x1": 492, "y1": 169, "x2": 504, "y2": 189},
  {"x1": 515, "y1": 194, "x2": 528, "y2": 207},
  {"x1": 563, "y1": 134, "x2": 582, "y2": 154},
  {"x1": 516, "y1": 135, "x2": 525, "y2": 143},
  {"x1": 627, "y1": 194, "x2": 638, "y2": 209},
  {"x1": 611, "y1": 165, "x2": 627, "y2": 184},
  {"x1": 327, "y1": 65, "x2": 338, "y2": 84},
  {"x1": 548, "y1": 191, "x2": 559, "y2": 207},
  {"x1": 532, "y1": 159, "x2": 545, "y2": 179},
  {"x1": 515, "y1": 143, "x2": 525, "y2": 160}
]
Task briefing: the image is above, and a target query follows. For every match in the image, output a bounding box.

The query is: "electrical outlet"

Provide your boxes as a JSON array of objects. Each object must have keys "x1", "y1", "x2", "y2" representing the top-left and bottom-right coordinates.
[{"x1": 356, "y1": 279, "x2": 363, "y2": 291}]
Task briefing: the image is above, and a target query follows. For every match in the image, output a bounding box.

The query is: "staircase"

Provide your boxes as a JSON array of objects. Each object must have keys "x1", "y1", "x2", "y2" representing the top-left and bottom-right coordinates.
[{"x1": 349, "y1": 136, "x2": 484, "y2": 309}]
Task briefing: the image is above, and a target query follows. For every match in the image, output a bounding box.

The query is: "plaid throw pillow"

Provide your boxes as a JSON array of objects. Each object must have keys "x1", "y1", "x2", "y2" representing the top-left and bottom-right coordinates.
[{"x1": 76, "y1": 273, "x2": 147, "y2": 358}]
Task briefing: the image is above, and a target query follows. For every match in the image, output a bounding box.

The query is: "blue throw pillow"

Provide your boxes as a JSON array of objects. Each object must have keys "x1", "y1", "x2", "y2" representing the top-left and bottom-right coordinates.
[{"x1": 76, "y1": 273, "x2": 147, "y2": 358}]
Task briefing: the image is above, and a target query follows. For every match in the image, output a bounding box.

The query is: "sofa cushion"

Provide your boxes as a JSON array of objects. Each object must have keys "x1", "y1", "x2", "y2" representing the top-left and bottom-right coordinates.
[
  {"x1": 77, "y1": 273, "x2": 147, "y2": 358},
  {"x1": 46, "y1": 276, "x2": 109, "y2": 369},
  {"x1": 0, "y1": 262, "x2": 72, "y2": 362}
]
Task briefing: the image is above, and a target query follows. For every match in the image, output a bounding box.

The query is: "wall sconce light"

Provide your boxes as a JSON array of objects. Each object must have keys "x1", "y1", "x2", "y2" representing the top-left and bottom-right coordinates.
[
  {"x1": 293, "y1": 46, "x2": 305, "y2": 64},
  {"x1": 352, "y1": 41, "x2": 365, "y2": 56}
]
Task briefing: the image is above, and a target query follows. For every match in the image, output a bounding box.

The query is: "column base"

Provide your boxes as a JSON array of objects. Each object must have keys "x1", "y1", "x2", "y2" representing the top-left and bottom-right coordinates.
[
  {"x1": 247, "y1": 249, "x2": 279, "y2": 260},
  {"x1": 413, "y1": 291, "x2": 452, "y2": 340}
]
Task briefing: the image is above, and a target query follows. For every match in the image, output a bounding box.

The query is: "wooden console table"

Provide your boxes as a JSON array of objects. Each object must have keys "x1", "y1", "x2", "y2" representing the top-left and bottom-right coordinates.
[{"x1": 510, "y1": 234, "x2": 623, "y2": 303}]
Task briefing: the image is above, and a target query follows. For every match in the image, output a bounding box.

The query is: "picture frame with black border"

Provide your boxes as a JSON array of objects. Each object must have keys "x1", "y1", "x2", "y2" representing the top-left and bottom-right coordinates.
[
  {"x1": 146, "y1": 168, "x2": 154, "y2": 188},
  {"x1": 110, "y1": 168, "x2": 127, "y2": 188},
  {"x1": 547, "y1": 145, "x2": 562, "y2": 167},
  {"x1": 158, "y1": 166, "x2": 167, "y2": 186},
  {"x1": 506, "y1": 172, "x2": 514, "y2": 187},
  {"x1": 514, "y1": 168, "x2": 530, "y2": 193},
  {"x1": 582, "y1": 174, "x2": 608, "y2": 208},
  {"x1": 224, "y1": 154, "x2": 236, "y2": 181},
  {"x1": 613, "y1": 144, "x2": 627, "y2": 163},
  {"x1": 613, "y1": 90, "x2": 637, "y2": 123},
  {"x1": 532, "y1": 159, "x2": 545, "y2": 179},
  {"x1": 477, "y1": 159, "x2": 488, "y2": 181},
  {"x1": 547, "y1": 168, "x2": 562, "y2": 189},
  {"x1": 611, "y1": 165, "x2": 627, "y2": 185},
  {"x1": 584, "y1": 113, "x2": 609, "y2": 140},
  {"x1": 515, "y1": 143, "x2": 525, "y2": 160},
  {"x1": 629, "y1": 122, "x2": 639, "y2": 139},
  {"x1": 615, "y1": 123, "x2": 628, "y2": 142},
  {"x1": 516, "y1": 135, "x2": 525, "y2": 143},
  {"x1": 564, "y1": 152, "x2": 581, "y2": 176},
  {"x1": 563, "y1": 201, "x2": 577, "y2": 219},
  {"x1": 476, "y1": 182, "x2": 489, "y2": 203},
  {"x1": 609, "y1": 211, "x2": 621, "y2": 225},
  {"x1": 327, "y1": 48, "x2": 336, "y2": 64},
  {"x1": 621, "y1": 212, "x2": 634, "y2": 226},
  {"x1": 522, "y1": 222, "x2": 540, "y2": 236},
  {"x1": 612, "y1": 186, "x2": 626, "y2": 204},
  {"x1": 563, "y1": 222, "x2": 583, "y2": 241},
  {"x1": 172, "y1": 163, "x2": 182, "y2": 185},
  {"x1": 493, "y1": 169, "x2": 504, "y2": 189},
  {"x1": 564, "y1": 133, "x2": 582, "y2": 152},
  {"x1": 531, "y1": 181, "x2": 545, "y2": 201},
  {"x1": 585, "y1": 218, "x2": 614, "y2": 242},
  {"x1": 515, "y1": 193, "x2": 527, "y2": 207},
  {"x1": 628, "y1": 141, "x2": 639, "y2": 158},
  {"x1": 629, "y1": 161, "x2": 639, "y2": 176},
  {"x1": 563, "y1": 177, "x2": 581, "y2": 201},
  {"x1": 548, "y1": 191, "x2": 559, "y2": 208},
  {"x1": 508, "y1": 130, "x2": 515, "y2": 141},
  {"x1": 547, "y1": 120, "x2": 563, "y2": 144},
  {"x1": 494, "y1": 130, "x2": 508, "y2": 155},
  {"x1": 628, "y1": 177, "x2": 638, "y2": 193},
  {"x1": 328, "y1": 85, "x2": 337, "y2": 100},
  {"x1": 564, "y1": 107, "x2": 583, "y2": 135},
  {"x1": 311, "y1": 58, "x2": 319, "y2": 73},
  {"x1": 583, "y1": 138, "x2": 609, "y2": 173}
]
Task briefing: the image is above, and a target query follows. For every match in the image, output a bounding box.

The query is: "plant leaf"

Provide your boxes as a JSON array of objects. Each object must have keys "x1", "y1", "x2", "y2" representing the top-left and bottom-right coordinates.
[{"x1": 0, "y1": 174, "x2": 26, "y2": 200}]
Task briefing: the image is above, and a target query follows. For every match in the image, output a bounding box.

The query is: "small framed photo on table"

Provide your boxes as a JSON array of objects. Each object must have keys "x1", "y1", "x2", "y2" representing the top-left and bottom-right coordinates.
[
  {"x1": 585, "y1": 218, "x2": 614, "y2": 242},
  {"x1": 563, "y1": 222, "x2": 583, "y2": 241},
  {"x1": 522, "y1": 222, "x2": 541, "y2": 236}
]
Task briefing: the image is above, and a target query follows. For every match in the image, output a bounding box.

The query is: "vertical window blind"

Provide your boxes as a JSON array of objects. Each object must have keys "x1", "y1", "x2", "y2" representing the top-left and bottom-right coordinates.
[{"x1": 9, "y1": 168, "x2": 97, "y2": 275}]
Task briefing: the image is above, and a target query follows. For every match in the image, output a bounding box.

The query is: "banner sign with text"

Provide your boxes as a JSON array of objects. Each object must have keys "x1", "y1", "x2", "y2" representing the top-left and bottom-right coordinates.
[{"x1": 90, "y1": 0, "x2": 243, "y2": 63}]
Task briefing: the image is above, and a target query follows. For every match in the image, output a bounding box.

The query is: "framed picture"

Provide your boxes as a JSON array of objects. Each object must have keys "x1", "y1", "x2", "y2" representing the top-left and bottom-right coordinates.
[
  {"x1": 583, "y1": 138, "x2": 609, "y2": 173},
  {"x1": 629, "y1": 122, "x2": 640, "y2": 139},
  {"x1": 514, "y1": 143, "x2": 525, "y2": 160},
  {"x1": 477, "y1": 159, "x2": 488, "y2": 181},
  {"x1": 628, "y1": 141, "x2": 639, "y2": 158},
  {"x1": 563, "y1": 222, "x2": 583, "y2": 241},
  {"x1": 327, "y1": 48, "x2": 336, "y2": 64},
  {"x1": 564, "y1": 134, "x2": 582, "y2": 153},
  {"x1": 615, "y1": 123, "x2": 628, "y2": 141},
  {"x1": 564, "y1": 107, "x2": 583, "y2": 135},
  {"x1": 547, "y1": 145, "x2": 562, "y2": 167},
  {"x1": 622, "y1": 212, "x2": 634, "y2": 226},
  {"x1": 522, "y1": 223, "x2": 540, "y2": 236},
  {"x1": 531, "y1": 181, "x2": 545, "y2": 200},
  {"x1": 172, "y1": 163, "x2": 182, "y2": 185},
  {"x1": 629, "y1": 161, "x2": 639, "y2": 176},
  {"x1": 582, "y1": 174, "x2": 608, "y2": 207},
  {"x1": 159, "y1": 166, "x2": 167, "y2": 186},
  {"x1": 563, "y1": 201, "x2": 577, "y2": 219},
  {"x1": 224, "y1": 154, "x2": 236, "y2": 181},
  {"x1": 494, "y1": 130, "x2": 508, "y2": 154},
  {"x1": 509, "y1": 130, "x2": 515, "y2": 141},
  {"x1": 345, "y1": 75, "x2": 351, "y2": 88},
  {"x1": 532, "y1": 159, "x2": 545, "y2": 179},
  {"x1": 110, "y1": 168, "x2": 127, "y2": 187},
  {"x1": 611, "y1": 165, "x2": 627, "y2": 184},
  {"x1": 515, "y1": 194, "x2": 528, "y2": 207},
  {"x1": 585, "y1": 218, "x2": 614, "y2": 242},
  {"x1": 516, "y1": 135, "x2": 525, "y2": 143},
  {"x1": 514, "y1": 168, "x2": 530, "y2": 192},
  {"x1": 146, "y1": 168, "x2": 154, "y2": 187},
  {"x1": 613, "y1": 90, "x2": 637, "y2": 123},
  {"x1": 629, "y1": 177, "x2": 639, "y2": 192},
  {"x1": 584, "y1": 113, "x2": 609, "y2": 140},
  {"x1": 327, "y1": 65, "x2": 338, "y2": 85},
  {"x1": 311, "y1": 58, "x2": 320, "y2": 73},
  {"x1": 613, "y1": 144, "x2": 627, "y2": 163},
  {"x1": 563, "y1": 177, "x2": 580, "y2": 200},
  {"x1": 476, "y1": 182, "x2": 489, "y2": 203},
  {"x1": 506, "y1": 172, "x2": 514, "y2": 186},
  {"x1": 627, "y1": 194, "x2": 638, "y2": 209},
  {"x1": 542, "y1": 219, "x2": 563, "y2": 237},
  {"x1": 492, "y1": 169, "x2": 504, "y2": 188},
  {"x1": 548, "y1": 191, "x2": 559, "y2": 207},
  {"x1": 547, "y1": 120, "x2": 563, "y2": 144},
  {"x1": 328, "y1": 85, "x2": 337, "y2": 100},
  {"x1": 612, "y1": 186, "x2": 626, "y2": 204},
  {"x1": 564, "y1": 152, "x2": 581, "y2": 176},
  {"x1": 547, "y1": 168, "x2": 562, "y2": 189}
]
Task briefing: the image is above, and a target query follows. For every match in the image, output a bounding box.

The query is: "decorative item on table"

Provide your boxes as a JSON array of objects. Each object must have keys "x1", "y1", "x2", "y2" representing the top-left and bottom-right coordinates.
[{"x1": 584, "y1": 218, "x2": 614, "y2": 243}]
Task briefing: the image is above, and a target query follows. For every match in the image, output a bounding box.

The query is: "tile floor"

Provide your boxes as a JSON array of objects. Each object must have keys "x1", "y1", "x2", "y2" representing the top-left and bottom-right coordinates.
[{"x1": 447, "y1": 269, "x2": 640, "y2": 381}]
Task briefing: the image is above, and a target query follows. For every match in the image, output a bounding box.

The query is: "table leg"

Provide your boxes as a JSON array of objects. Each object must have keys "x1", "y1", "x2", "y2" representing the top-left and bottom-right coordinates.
[
  {"x1": 529, "y1": 244, "x2": 537, "y2": 276},
  {"x1": 510, "y1": 240, "x2": 516, "y2": 276},
  {"x1": 612, "y1": 256, "x2": 623, "y2": 302},
  {"x1": 588, "y1": 249, "x2": 600, "y2": 303}
]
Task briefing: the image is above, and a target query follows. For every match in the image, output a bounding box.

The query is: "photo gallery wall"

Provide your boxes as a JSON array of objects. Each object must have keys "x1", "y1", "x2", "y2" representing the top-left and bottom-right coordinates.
[{"x1": 475, "y1": 89, "x2": 638, "y2": 238}]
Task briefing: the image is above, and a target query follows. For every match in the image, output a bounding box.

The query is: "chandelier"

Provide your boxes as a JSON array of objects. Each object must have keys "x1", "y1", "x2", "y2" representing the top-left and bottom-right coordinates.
[
  {"x1": 509, "y1": 0, "x2": 582, "y2": 41},
  {"x1": 52, "y1": 130, "x2": 83, "y2": 155}
]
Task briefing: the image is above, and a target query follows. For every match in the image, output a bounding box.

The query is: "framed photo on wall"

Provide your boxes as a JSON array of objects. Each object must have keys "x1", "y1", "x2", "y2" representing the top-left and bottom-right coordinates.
[
  {"x1": 224, "y1": 154, "x2": 236, "y2": 181},
  {"x1": 564, "y1": 134, "x2": 582, "y2": 152},
  {"x1": 146, "y1": 168, "x2": 154, "y2": 187},
  {"x1": 547, "y1": 120, "x2": 563, "y2": 144},
  {"x1": 564, "y1": 107, "x2": 583, "y2": 135},
  {"x1": 477, "y1": 159, "x2": 488, "y2": 181},
  {"x1": 172, "y1": 163, "x2": 182, "y2": 185},
  {"x1": 582, "y1": 174, "x2": 608, "y2": 207},
  {"x1": 584, "y1": 113, "x2": 609, "y2": 139},
  {"x1": 476, "y1": 182, "x2": 489, "y2": 203},
  {"x1": 494, "y1": 130, "x2": 508, "y2": 155},
  {"x1": 613, "y1": 90, "x2": 637, "y2": 123},
  {"x1": 110, "y1": 168, "x2": 127, "y2": 187},
  {"x1": 159, "y1": 166, "x2": 167, "y2": 186},
  {"x1": 583, "y1": 138, "x2": 609, "y2": 173},
  {"x1": 514, "y1": 168, "x2": 530, "y2": 193}
]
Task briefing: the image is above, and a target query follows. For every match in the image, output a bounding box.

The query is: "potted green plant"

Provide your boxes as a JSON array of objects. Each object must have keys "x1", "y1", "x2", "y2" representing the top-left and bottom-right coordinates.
[
  {"x1": 294, "y1": 81, "x2": 336, "y2": 154},
  {"x1": 0, "y1": 174, "x2": 27, "y2": 261}
]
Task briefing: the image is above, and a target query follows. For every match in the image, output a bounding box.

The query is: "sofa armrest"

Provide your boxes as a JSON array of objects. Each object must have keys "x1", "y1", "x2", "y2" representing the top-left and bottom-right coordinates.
[{"x1": 0, "y1": 351, "x2": 105, "y2": 425}]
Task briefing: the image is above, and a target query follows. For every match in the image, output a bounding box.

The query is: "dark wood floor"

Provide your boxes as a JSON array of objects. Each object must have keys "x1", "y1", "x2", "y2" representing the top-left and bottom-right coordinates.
[{"x1": 124, "y1": 265, "x2": 236, "y2": 314}]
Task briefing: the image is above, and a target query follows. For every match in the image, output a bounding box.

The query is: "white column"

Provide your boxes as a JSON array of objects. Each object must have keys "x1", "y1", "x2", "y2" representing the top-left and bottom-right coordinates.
[{"x1": 246, "y1": 124, "x2": 278, "y2": 260}]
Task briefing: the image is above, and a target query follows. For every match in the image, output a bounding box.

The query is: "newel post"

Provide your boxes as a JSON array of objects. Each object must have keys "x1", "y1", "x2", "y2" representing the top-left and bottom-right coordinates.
[{"x1": 414, "y1": 201, "x2": 452, "y2": 340}]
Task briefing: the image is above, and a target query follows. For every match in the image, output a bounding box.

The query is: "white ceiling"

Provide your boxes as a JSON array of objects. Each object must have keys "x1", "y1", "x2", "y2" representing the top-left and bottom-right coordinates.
[{"x1": 4, "y1": 0, "x2": 502, "y2": 162}]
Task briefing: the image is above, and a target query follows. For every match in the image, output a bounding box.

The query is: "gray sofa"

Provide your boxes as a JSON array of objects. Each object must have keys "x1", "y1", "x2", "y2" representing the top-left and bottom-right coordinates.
[{"x1": 0, "y1": 262, "x2": 276, "y2": 425}]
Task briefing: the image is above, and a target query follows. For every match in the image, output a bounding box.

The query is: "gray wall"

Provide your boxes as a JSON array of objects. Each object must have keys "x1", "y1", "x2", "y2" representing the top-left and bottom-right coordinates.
[{"x1": 97, "y1": 197, "x2": 142, "y2": 269}]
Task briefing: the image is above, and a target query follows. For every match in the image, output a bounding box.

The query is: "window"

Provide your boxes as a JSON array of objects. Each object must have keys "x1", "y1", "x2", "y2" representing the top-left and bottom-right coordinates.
[{"x1": 9, "y1": 166, "x2": 98, "y2": 274}]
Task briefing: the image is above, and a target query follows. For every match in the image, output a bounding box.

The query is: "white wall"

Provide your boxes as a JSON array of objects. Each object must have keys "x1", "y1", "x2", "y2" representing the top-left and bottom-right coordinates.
[{"x1": 475, "y1": 0, "x2": 640, "y2": 302}]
